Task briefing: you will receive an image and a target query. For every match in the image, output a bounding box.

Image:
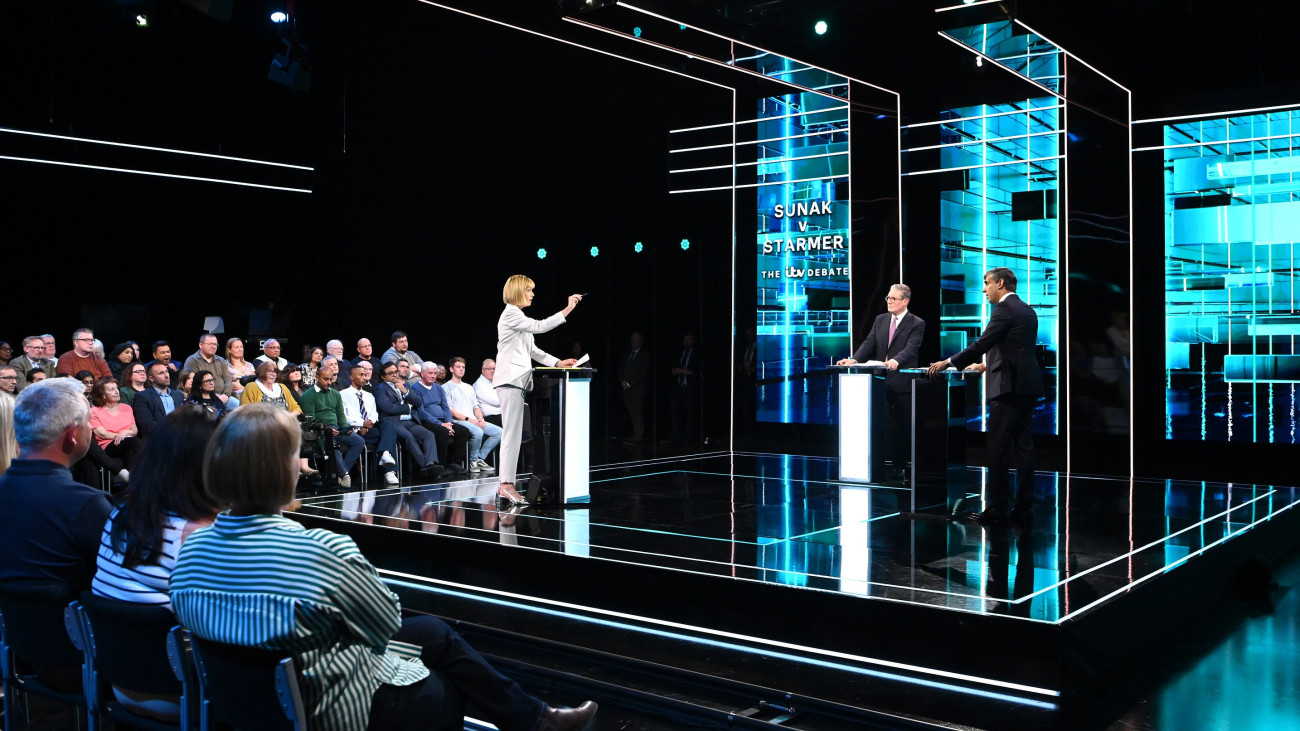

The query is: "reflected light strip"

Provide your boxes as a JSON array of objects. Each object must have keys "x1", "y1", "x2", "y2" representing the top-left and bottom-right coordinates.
[
  {"x1": 1134, "y1": 131, "x2": 1300, "y2": 152},
  {"x1": 615, "y1": 2, "x2": 899, "y2": 97},
  {"x1": 0, "y1": 155, "x2": 312, "y2": 193},
  {"x1": 378, "y1": 571, "x2": 1061, "y2": 700},
  {"x1": 1060, "y1": 496, "x2": 1300, "y2": 622},
  {"x1": 1135, "y1": 102, "x2": 1300, "y2": 124},
  {"x1": 669, "y1": 105, "x2": 850, "y2": 133},
  {"x1": 936, "y1": 32, "x2": 1064, "y2": 102},
  {"x1": 903, "y1": 154, "x2": 1063, "y2": 176},
  {"x1": 0, "y1": 127, "x2": 313, "y2": 170},
  {"x1": 902, "y1": 104, "x2": 1064, "y2": 129},
  {"x1": 671, "y1": 151, "x2": 846, "y2": 174},
  {"x1": 415, "y1": 1, "x2": 733, "y2": 93},
  {"x1": 934, "y1": 0, "x2": 1004, "y2": 11},
  {"x1": 1012, "y1": 20, "x2": 1131, "y2": 93},
  {"x1": 563, "y1": 16, "x2": 846, "y2": 103},
  {"x1": 904, "y1": 129, "x2": 1057, "y2": 153}
]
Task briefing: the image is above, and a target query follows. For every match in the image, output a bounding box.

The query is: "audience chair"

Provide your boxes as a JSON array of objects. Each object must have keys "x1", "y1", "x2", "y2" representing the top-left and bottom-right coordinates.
[
  {"x1": 187, "y1": 633, "x2": 307, "y2": 731},
  {"x1": 359, "y1": 441, "x2": 404, "y2": 486},
  {"x1": 0, "y1": 583, "x2": 99, "y2": 730},
  {"x1": 66, "y1": 594, "x2": 196, "y2": 730}
]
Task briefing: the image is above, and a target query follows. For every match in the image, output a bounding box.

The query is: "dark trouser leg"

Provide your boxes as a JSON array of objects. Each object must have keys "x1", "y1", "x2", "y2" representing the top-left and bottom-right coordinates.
[
  {"x1": 384, "y1": 616, "x2": 544, "y2": 731},
  {"x1": 336, "y1": 431, "x2": 365, "y2": 474},
  {"x1": 986, "y1": 394, "x2": 1034, "y2": 510},
  {"x1": 624, "y1": 386, "x2": 645, "y2": 440},
  {"x1": 362, "y1": 427, "x2": 397, "y2": 476},
  {"x1": 449, "y1": 423, "x2": 472, "y2": 467},
  {"x1": 485, "y1": 414, "x2": 502, "y2": 428},
  {"x1": 104, "y1": 437, "x2": 145, "y2": 471},
  {"x1": 1009, "y1": 397, "x2": 1036, "y2": 507},
  {"x1": 410, "y1": 423, "x2": 439, "y2": 467}
]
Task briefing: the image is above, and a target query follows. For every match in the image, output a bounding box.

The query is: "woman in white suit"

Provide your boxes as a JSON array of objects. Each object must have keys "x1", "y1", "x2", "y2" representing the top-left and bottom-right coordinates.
[{"x1": 495, "y1": 275, "x2": 581, "y2": 504}]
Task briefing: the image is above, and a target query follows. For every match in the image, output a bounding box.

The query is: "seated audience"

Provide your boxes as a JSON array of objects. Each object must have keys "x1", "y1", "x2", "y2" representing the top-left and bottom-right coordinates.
[
  {"x1": 57, "y1": 327, "x2": 113, "y2": 379},
  {"x1": 300, "y1": 346, "x2": 324, "y2": 389},
  {"x1": 0, "y1": 391, "x2": 14, "y2": 476},
  {"x1": 381, "y1": 331, "x2": 424, "y2": 382},
  {"x1": 0, "y1": 340, "x2": 10, "y2": 365},
  {"x1": 126, "y1": 340, "x2": 141, "y2": 361},
  {"x1": 0, "y1": 365, "x2": 16, "y2": 396},
  {"x1": 326, "y1": 339, "x2": 347, "y2": 367},
  {"x1": 444, "y1": 357, "x2": 501, "y2": 474},
  {"x1": 0, "y1": 378, "x2": 113, "y2": 594},
  {"x1": 107, "y1": 342, "x2": 136, "y2": 379},
  {"x1": 41, "y1": 333, "x2": 58, "y2": 364},
  {"x1": 353, "y1": 337, "x2": 380, "y2": 381},
  {"x1": 321, "y1": 354, "x2": 341, "y2": 377},
  {"x1": 299, "y1": 366, "x2": 365, "y2": 488},
  {"x1": 340, "y1": 363, "x2": 400, "y2": 486},
  {"x1": 13, "y1": 336, "x2": 56, "y2": 393},
  {"x1": 92, "y1": 339, "x2": 106, "y2": 359},
  {"x1": 435, "y1": 363, "x2": 448, "y2": 384},
  {"x1": 474, "y1": 359, "x2": 503, "y2": 427},
  {"x1": 76, "y1": 369, "x2": 97, "y2": 397},
  {"x1": 278, "y1": 363, "x2": 307, "y2": 402},
  {"x1": 225, "y1": 337, "x2": 256, "y2": 403},
  {"x1": 254, "y1": 338, "x2": 289, "y2": 370},
  {"x1": 409, "y1": 361, "x2": 471, "y2": 474},
  {"x1": 145, "y1": 340, "x2": 181, "y2": 389},
  {"x1": 169, "y1": 405, "x2": 597, "y2": 731},
  {"x1": 374, "y1": 362, "x2": 441, "y2": 479},
  {"x1": 356, "y1": 359, "x2": 376, "y2": 392},
  {"x1": 26, "y1": 369, "x2": 48, "y2": 386},
  {"x1": 185, "y1": 371, "x2": 227, "y2": 417},
  {"x1": 89, "y1": 377, "x2": 143, "y2": 482},
  {"x1": 183, "y1": 334, "x2": 233, "y2": 407},
  {"x1": 133, "y1": 362, "x2": 184, "y2": 439},
  {"x1": 118, "y1": 362, "x2": 149, "y2": 405},
  {"x1": 176, "y1": 369, "x2": 196, "y2": 398},
  {"x1": 239, "y1": 361, "x2": 300, "y2": 412}
]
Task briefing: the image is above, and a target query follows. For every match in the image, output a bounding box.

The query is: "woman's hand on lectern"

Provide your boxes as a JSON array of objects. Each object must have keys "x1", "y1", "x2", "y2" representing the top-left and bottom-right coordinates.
[
  {"x1": 836, "y1": 358, "x2": 856, "y2": 366},
  {"x1": 557, "y1": 358, "x2": 578, "y2": 368}
]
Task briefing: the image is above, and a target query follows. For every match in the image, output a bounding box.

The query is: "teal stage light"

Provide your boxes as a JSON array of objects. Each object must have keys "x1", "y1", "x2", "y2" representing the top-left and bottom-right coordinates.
[
  {"x1": 633, "y1": 26, "x2": 642, "y2": 38},
  {"x1": 814, "y1": 20, "x2": 828, "y2": 35},
  {"x1": 634, "y1": 242, "x2": 643, "y2": 253},
  {"x1": 590, "y1": 246, "x2": 600, "y2": 257},
  {"x1": 537, "y1": 248, "x2": 547, "y2": 260},
  {"x1": 680, "y1": 238, "x2": 690, "y2": 251}
]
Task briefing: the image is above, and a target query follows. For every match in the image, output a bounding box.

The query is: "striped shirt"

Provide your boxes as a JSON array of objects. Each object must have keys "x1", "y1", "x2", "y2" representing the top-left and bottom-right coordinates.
[
  {"x1": 92, "y1": 508, "x2": 189, "y2": 609},
  {"x1": 170, "y1": 513, "x2": 428, "y2": 731}
]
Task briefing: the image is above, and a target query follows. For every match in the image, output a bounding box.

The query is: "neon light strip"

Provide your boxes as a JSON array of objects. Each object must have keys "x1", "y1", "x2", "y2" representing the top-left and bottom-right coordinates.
[
  {"x1": 0, "y1": 127, "x2": 313, "y2": 170},
  {"x1": 936, "y1": 33, "x2": 1064, "y2": 102},
  {"x1": 674, "y1": 173, "x2": 849, "y2": 194},
  {"x1": 563, "y1": 16, "x2": 847, "y2": 103},
  {"x1": 615, "y1": 2, "x2": 900, "y2": 97},
  {"x1": 0, "y1": 155, "x2": 312, "y2": 193},
  {"x1": 903, "y1": 154, "x2": 1063, "y2": 176},
  {"x1": 669, "y1": 106, "x2": 850, "y2": 133},
  {"x1": 670, "y1": 151, "x2": 847, "y2": 174},
  {"x1": 934, "y1": 0, "x2": 1004, "y2": 11},
  {"x1": 902, "y1": 104, "x2": 1064, "y2": 129},
  {"x1": 903, "y1": 129, "x2": 1057, "y2": 153},
  {"x1": 1012, "y1": 20, "x2": 1131, "y2": 93},
  {"x1": 1134, "y1": 131, "x2": 1300, "y2": 152},
  {"x1": 377, "y1": 569, "x2": 1061, "y2": 698},
  {"x1": 671, "y1": 129, "x2": 846, "y2": 154},
  {"x1": 415, "y1": 1, "x2": 734, "y2": 93},
  {"x1": 1135, "y1": 102, "x2": 1300, "y2": 124}
]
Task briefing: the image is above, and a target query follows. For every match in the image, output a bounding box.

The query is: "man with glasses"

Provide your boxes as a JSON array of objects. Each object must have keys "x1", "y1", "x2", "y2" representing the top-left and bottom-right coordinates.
[
  {"x1": 11, "y1": 336, "x2": 56, "y2": 393},
  {"x1": 474, "y1": 359, "x2": 502, "y2": 427},
  {"x1": 0, "y1": 366, "x2": 18, "y2": 395},
  {"x1": 57, "y1": 327, "x2": 112, "y2": 379},
  {"x1": 184, "y1": 334, "x2": 234, "y2": 406},
  {"x1": 837, "y1": 284, "x2": 926, "y2": 479},
  {"x1": 254, "y1": 338, "x2": 290, "y2": 370}
]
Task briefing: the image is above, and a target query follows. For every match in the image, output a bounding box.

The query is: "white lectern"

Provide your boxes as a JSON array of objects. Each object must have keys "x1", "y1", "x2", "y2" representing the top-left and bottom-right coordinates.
[{"x1": 533, "y1": 367, "x2": 594, "y2": 505}]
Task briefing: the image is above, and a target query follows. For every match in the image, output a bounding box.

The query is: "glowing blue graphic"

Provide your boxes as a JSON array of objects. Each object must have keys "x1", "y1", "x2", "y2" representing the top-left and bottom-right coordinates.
[
  {"x1": 680, "y1": 238, "x2": 690, "y2": 251},
  {"x1": 1163, "y1": 108, "x2": 1300, "y2": 443},
  {"x1": 537, "y1": 248, "x2": 547, "y2": 260},
  {"x1": 634, "y1": 241, "x2": 643, "y2": 253},
  {"x1": 633, "y1": 26, "x2": 642, "y2": 38},
  {"x1": 590, "y1": 246, "x2": 599, "y2": 257},
  {"x1": 814, "y1": 20, "x2": 828, "y2": 36}
]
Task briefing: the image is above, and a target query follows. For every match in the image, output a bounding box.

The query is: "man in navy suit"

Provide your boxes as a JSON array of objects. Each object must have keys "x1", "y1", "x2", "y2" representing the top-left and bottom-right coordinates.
[
  {"x1": 928, "y1": 267, "x2": 1043, "y2": 524},
  {"x1": 132, "y1": 362, "x2": 183, "y2": 439},
  {"x1": 374, "y1": 361, "x2": 442, "y2": 478},
  {"x1": 838, "y1": 284, "x2": 926, "y2": 474}
]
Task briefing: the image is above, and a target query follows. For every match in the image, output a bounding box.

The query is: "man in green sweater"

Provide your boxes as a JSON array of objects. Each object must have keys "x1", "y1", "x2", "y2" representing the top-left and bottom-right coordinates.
[{"x1": 299, "y1": 367, "x2": 365, "y2": 488}]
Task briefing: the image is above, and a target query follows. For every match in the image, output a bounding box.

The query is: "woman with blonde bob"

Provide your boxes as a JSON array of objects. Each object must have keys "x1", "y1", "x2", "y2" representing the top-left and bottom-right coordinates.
[
  {"x1": 493, "y1": 275, "x2": 582, "y2": 505},
  {"x1": 169, "y1": 404, "x2": 596, "y2": 731}
]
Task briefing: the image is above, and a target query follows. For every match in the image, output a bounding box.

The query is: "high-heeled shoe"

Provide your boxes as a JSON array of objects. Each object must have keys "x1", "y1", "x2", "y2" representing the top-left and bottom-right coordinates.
[{"x1": 497, "y1": 485, "x2": 529, "y2": 506}]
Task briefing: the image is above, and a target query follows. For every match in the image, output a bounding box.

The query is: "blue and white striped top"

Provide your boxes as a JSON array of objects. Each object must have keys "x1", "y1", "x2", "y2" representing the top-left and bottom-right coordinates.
[
  {"x1": 92, "y1": 508, "x2": 189, "y2": 609},
  {"x1": 170, "y1": 513, "x2": 428, "y2": 731}
]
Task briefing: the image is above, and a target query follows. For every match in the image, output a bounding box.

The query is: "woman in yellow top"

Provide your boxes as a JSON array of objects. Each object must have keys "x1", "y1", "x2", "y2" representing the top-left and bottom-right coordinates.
[{"x1": 238, "y1": 361, "x2": 301, "y2": 412}]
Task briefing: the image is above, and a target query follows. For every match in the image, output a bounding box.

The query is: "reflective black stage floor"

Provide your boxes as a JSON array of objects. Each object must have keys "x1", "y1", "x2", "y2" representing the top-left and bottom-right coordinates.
[{"x1": 291, "y1": 454, "x2": 1300, "y2": 723}]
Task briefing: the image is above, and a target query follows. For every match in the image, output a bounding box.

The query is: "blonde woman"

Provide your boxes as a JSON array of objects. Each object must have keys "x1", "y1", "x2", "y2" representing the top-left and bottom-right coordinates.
[{"x1": 494, "y1": 275, "x2": 580, "y2": 505}]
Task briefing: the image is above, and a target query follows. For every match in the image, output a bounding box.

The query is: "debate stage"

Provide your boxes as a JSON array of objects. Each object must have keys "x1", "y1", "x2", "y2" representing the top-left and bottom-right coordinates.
[{"x1": 292, "y1": 454, "x2": 1300, "y2": 728}]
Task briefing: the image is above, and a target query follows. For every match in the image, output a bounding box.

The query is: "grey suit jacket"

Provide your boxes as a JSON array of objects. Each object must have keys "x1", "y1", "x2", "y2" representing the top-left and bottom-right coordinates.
[
  {"x1": 11, "y1": 356, "x2": 55, "y2": 393},
  {"x1": 494, "y1": 304, "x2": 565, "y2": 392}
]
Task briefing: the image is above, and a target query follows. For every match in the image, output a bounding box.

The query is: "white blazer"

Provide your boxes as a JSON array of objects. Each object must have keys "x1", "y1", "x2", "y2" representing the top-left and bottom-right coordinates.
[{"x1": 494, "y1": 304, "x2": 566, "y2": 391}]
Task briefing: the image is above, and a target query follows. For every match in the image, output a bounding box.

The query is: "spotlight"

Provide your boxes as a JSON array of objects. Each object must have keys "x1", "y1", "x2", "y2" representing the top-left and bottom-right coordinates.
[
  {"x1": 590, "y1": 246, "x2": 600, "y2": 258},
  {"x1": 538, "y1": 248, "x2": 548, "y2": 260},
  {"x1": 634, "y1": 242, "x2": 643, "y2": 253},
  {"x1": 814, "y1": 20, "x2": 828, "y2": 35},
  {"x1": 633, "y1": 26, "x2": 642, "y2": 37},
  {"x1": 271, "y1": 11, "x2": 288, "y2": 23},
  {"x1": 680, "y1": 238, "x2": 691, "y2": 251},
  {"x1": 135, "y1": 14, "x2": 149, "y2": 28}
]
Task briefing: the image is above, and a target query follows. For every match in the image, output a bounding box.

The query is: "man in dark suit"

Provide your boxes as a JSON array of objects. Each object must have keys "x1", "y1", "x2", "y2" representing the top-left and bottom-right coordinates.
[
  {"x1": 132, "y1": 362, "x2": 184, "y2": 439},
  {"x1": 838, "y1": 284, "x2": 926, "y2": 474},
  {"x1": 11, "y1": 336, "x2": 56, "y2": 393},
  {"x1": 618, "y1": 332, "x2": 651, "y2": 444},
  {"x1": 374, "y1": 361, "x2": 442, "y2": 478},
  {"x1": 928, "y1": 267, "x2": 1043, "y2": 524},
  {"x1": 669, "y1": 334, "x2": 702, "y2": 447}
]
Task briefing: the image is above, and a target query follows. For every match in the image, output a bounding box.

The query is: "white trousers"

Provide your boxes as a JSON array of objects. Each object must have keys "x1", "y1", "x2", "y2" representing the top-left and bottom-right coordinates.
[{"x1": 497, "y1": 384, "x2": 527, "y2": 484}]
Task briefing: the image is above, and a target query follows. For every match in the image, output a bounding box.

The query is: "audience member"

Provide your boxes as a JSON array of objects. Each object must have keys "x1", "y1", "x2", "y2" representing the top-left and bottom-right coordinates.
[
  {"x1": 340, "y1": 363, "x2": 400, "y2": 485},
  {"x1": 299, "y1": 366, "x2": 365, "y2": 488},
  {"x1": 409, "y1": 361, "x2": 471, "y2": 475},
  {"x1": 184, "y1": 334, "x2": 233, "y2": 406},
  {"x1": 278, "y1": 363, "x2": 306, "y2": 401},
  {"x1": 669, "y1": 333, "x2": 702, "y2": 447},
  {"x1": 0, "y1": 365, "x2": 16, "y2": 396},
  {"x1": 118, "y1": 362, "x2": 149, "y2": 405},
  {"x1": 108, "y1": 342, "x2": 137, "y2": 379},
  {"x1": 27, "y1": 370, "x2": 47, "y2": 385},
  {"x1": 0, "y1": 378, "x2": 112, "y2": 594},
  {"x1": 89, "y1": 377, "x2": 143, "y2": 482},
  {"x1": 239, "y1": 361, "x2": 300, "y2": 412},
  {"x1": 374, "y1": 361, "x2": 442, "y2": 479},
  {"x1": 146, "y1": 340, "x2": 181, "y2": 389},
  {"x1": 92, "y1": 339, "x2": 106, "y2": 359},
  {"x1": 0, "y1": 392, "x2": 14, "y2": 476},
  {"x1": 474, "y1": 359, "x2": 503, "y2": 427},
  {"x1": 127, "y1": 340, "x2": 141, "y2": 362},
  {"x1": 12, "y1": 336, "x2": 56, "y2": 392},
  {"x1": 169, "y1": 405, "x2": 597, "y2": 731},
  {"x1": 619, "y1": 332, "x2": 650, "y2": 444},
  {"x1": 0, "y1": 340, "x2": 10, "y2": 365},
  {"x1": 58, "y1": 327, "x2": 113, "y2": 380},
  {"x1": 326, "y1": 339, "x2": 346, "y2": 366},
  {"x1": 176, "y1": 369, "x2": 196, "y2": 398},
  {"x1": 321, "y1": 355, "x2": 341, "y2": 377},
  {"x1": 185, "y1": 371, "x2": 227, "y2": 418},
  {"x1": 41, "y1": 333, "x2": 58, "y2": 363},
  {"x1": 357, "y1": 359, "x2": 376, "y2": 392},
  {"x1": 444, "y1": 357, "x2": 501, "y2": 474},
  {"x1": 76, "y1": 370, "x2": 97, "y2": 396},
  {"x1": 134, "y1": 362, "x2": 184, "y2": 439},
  {"x1": 353, "y1": 337, "x2": 379, "y2": 380},
  {"x1": 382, "y1": 331, "x2": 424, "y2": 382},
  {"x1": 435, "y1": 363, "x2": 448, "y2": 384},
  {"x1": 254, "y1": 338, "x2": 290, "y2": 370},
  {"x1": 300, "y1": 346, "x2": 324, "y2": 389},
  {"x1": 225, "y1": 337, "x2": 256, "y2": 403}
]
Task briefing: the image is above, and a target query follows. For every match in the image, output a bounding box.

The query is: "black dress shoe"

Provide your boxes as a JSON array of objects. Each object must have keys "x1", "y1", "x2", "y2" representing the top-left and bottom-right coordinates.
[
  {"x1": 537, "y1": 701, "x2": 598, "y2": 731},
  {"x1": 419, "y1": 464, "x2": 444, "y2": 479},
  {"x1": 965, "y1": 507, "x2": 1009, "y2": 524}
]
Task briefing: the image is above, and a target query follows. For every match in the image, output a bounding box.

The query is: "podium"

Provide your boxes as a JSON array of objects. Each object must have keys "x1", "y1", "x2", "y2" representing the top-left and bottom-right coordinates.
[
  {"x1": 532, "y1": 368, "x2": 595, "y2": 505},
  {"x1": 835, "y1": 365, "x2": 981, "y2": 516}
]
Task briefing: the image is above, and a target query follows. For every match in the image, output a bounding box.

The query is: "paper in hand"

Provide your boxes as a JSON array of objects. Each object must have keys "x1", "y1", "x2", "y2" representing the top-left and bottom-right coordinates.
[{"x1": 575, "y1": 354, "x2": 590, "y2": 366}]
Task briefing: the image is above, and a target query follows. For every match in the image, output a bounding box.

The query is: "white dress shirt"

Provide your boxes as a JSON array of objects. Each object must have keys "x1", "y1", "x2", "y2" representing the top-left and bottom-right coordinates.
[
  {"x1": 339, "y1": 385, "x2": 379, "y2": 427},
  {"x1": 473, "y1": 377, "x2": 501, "y2": 416}
]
